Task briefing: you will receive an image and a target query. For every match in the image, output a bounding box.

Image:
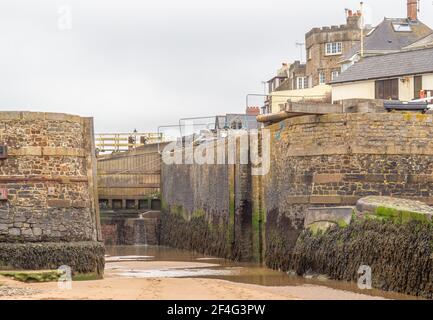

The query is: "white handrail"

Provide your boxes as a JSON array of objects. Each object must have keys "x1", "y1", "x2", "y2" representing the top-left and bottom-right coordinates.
[{"x1": 412, "y1": 97, "x2": 433, "y2": 103}]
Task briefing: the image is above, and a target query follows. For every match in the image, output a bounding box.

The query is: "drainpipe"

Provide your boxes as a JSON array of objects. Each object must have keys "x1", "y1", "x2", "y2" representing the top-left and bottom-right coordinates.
[{"x1": 360, "y1": 2, "x2": 364, "y2": 58}]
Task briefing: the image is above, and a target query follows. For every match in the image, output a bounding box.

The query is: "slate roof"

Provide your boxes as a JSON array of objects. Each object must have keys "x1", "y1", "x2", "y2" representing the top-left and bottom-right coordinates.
[
  {"x1": 332, "y1": 47, "x2": 433, "y2": 84},
  {"x1": 342, "y1": 18, "x2": 432, "y2": 61},
  {"x1": 404, "y1": 33, "x2": 433, "y2": 49}
]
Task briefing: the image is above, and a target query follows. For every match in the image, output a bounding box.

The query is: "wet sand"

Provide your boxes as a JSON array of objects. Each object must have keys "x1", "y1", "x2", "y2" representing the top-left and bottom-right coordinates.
[{"x1": 0, "y1": 260, "x2": 385, "y2": 300}]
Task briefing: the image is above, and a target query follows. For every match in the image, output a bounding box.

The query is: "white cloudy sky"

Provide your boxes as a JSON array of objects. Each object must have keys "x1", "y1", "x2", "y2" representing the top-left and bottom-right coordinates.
[{"x1": 0, "y1": 0, "x2": 432, "y2": 132}]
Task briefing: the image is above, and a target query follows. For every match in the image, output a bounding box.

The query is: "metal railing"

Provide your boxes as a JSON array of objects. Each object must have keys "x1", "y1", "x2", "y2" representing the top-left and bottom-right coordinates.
[{"x1": 95, "y1": 132, "x2": 164, "y2": 153}]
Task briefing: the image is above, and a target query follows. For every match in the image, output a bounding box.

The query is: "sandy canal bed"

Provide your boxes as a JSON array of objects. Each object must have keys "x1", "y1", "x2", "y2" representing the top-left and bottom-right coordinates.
[{"x1": 0, "y1": 260, "x2": 386, "y2": 300}]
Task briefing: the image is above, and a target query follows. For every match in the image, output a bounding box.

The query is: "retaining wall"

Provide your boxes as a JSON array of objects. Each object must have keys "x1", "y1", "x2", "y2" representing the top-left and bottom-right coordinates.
[
  {"x1": 161, "y1": 112, "x2": 433, "y2": 296},
  {"x1": 0, "y1": 112, "x2": 104, "y2": 276}
]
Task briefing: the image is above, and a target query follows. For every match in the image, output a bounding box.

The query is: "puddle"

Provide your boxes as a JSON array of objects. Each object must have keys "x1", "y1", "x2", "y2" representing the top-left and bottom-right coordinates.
[
  {"x1": 118, "y1": 268, "x2": 235, "y2": 278},
  {"x1": 105, "y1": 255, "x2": 154, "y2": 262},
  {"x1": 105, "y1": 245, "x2": 420, "y2": 300}
]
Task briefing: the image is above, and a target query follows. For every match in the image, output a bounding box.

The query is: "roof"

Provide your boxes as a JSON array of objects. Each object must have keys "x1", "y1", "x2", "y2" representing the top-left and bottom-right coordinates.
[
  {"x1": 332, "y1": 47, "x2": 433, "y2": 84},
  {"x1": 404, "y1": 33, "x2": 433, "y2": 49},
  {"x1": 215, "y1": 114, "x2": 259, "y2": 130},
  {"x1": 342, "y1": 18, "x2": 432, "y2": 61}
]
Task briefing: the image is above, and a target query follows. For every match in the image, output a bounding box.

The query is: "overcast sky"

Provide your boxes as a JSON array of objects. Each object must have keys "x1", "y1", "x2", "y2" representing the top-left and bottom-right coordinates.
[{"x1": 0, "y1": 0, "x2": 432, "y2": 133}]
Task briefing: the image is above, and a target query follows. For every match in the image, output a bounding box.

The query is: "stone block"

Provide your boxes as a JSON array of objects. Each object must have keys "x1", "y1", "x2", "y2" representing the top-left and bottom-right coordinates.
[
  {"x1": 47, "y1": 199, "x2": 72, "y2": 208},
  {"x1": 313, "y1": 173, "x2": 344, "y2": 184},
  {"x1": 8, "y1": 228, "x2": 21, "y2": 236},
  {"x1": 304, "y1": 207, "x2": 355, "y2": 228},
  {"x1": 32, "y1": 228, "x2": 42, "y2": 236},
  {"x1": 310, "y1": 196, "x2": 342, "y2": 205}
]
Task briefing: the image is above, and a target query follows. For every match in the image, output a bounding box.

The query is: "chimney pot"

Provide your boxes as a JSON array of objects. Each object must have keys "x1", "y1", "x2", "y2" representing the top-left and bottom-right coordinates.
[{"x1": 246, "y1": 107, "x2": 260, "y2": 116}]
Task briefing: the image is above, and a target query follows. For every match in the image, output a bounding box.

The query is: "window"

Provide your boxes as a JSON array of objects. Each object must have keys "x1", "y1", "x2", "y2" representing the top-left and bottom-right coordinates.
[
  {"x1": 414, "y1": 76, "x2": 423, "y2": 99},
  {"x1": 0, "y1": 145, "x2": 7, "y2": 159},
  {"x1": 297, "y1": 77, "x2": 308, "y2": 89},
  {"x1": 393, "y1": 23, "x2": 411, "y2": 32},
  {"x1": 325, "y1": 42, "x2": 343, "y2": 55},
  {"x1": 307, "y1": 47, "x2": 312, "y2": 60},
  {"x1": 319, "y1": 72, "x2": 326, "y2": 85},
  {"x1": 331, "y1": 70, "x2": 340, "y2": 81},
  {"x1": 375, "y1": 79, "x2": 399, "y2": 100}
]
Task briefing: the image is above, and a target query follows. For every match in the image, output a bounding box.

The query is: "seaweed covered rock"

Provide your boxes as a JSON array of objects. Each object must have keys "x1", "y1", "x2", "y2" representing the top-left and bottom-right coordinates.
[
  {"x1": 356, "y1": 196, "x2": 433, "y2": 222},
  {"x1": 0, "y1": 242, "x2": 105, "y2": 278},
  {"x1": 290, "y1": 196, "x2": 433, "y2": 298}
]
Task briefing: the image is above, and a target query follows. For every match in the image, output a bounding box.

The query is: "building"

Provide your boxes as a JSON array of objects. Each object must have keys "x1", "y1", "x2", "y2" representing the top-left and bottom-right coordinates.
[
  {"x1": 263, "y1": 0, "x2": 432, "y2": 114},
  {"x1": 403, "y1": 33, "x2": 433, "y2": 50},
  {"x1": 215, "y1": 107, "x2": 260, "y2": 131},
  {"x1": 340, "y1": 4, "x2": 432, "y2": 71},
  {"x1": 306, "y1": 9, "x2": 364, "y2": 86},
  {"x1": 332, "y1": 46, "x2": 433, "y2": 102},
  {"x1": 264, "y1": 8, "x2": 365, "y2": 114}
]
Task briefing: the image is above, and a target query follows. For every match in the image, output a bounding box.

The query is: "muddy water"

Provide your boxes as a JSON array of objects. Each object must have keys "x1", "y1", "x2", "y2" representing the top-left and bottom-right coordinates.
[{"x1": 105, "y1": 245, "x2": 419, "y2": 300}]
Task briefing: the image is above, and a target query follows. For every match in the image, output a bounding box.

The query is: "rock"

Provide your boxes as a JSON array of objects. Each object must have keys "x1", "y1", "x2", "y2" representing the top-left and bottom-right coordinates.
[
  {"x1": 21, "y1": 229, "x2": 33, "y2": 236},
  {"x1": 356, "y1": 196, "x2": 433, "y2": 222},
  {"x1": 32, "y1": 228, "x2": 42, "y2": 236},
  {"x1": 8, "y1": 228, "x2": 21, "y2": 236}
]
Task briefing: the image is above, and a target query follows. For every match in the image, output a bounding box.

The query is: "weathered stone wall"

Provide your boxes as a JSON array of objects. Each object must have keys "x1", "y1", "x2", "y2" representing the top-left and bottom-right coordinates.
[
  {"x1": 161, "y1": 112, "x2": 433, "y2": 296},
  {"x1": 265, "y1": 112, "x2": 433, "y2": 270},
  {"x1": 161, "y1": 138, "x2": 258, "y2": 262},
  {"x1": 0, "y1": 112, "x2": 103, "y2": 275},
  {"x1": 102, "y1": 213, "x2": 160, "y2": 246}
]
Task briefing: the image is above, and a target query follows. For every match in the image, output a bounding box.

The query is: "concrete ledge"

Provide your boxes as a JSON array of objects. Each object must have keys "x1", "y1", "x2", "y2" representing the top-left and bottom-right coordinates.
[
  {"x1": 0, "y1": 176, "x2": 88, "y2": 184},
  {"x1": 304, "y1": 207, "x2": 354, "y2": 228},
  {"x1": 9, "y1": 147, "x2": 86, "y2": 157},
  {"x1": 0, "y1": 111, "x2": 84, "y2": 123}
]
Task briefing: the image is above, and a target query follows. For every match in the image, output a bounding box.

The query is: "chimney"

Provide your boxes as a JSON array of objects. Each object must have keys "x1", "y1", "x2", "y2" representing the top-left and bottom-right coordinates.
[
  {"x1": 246, "y1": 107, "x2": 260, "y2": 116},
  {"x1": 407, "y1": 0, "x2": 418, "y2": 21}
]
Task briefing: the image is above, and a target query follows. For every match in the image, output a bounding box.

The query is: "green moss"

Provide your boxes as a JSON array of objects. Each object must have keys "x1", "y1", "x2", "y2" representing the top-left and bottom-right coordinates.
[
  {"x1": 192, "y1": 209, "x2": 205, "y2": 219},
  {"x1": 337, "y1": 219, "x2": 349, "y2": 228},
  {"x1": 252, "y1": 208, "x2": 263, "y2": 262},
  {"x1": 309, "y1": 223, "x2": 326, "y2": 236},
  {"x1": 0, "y1": 270, "x2": 103, "y2": 283},
  {"x1": 0, "y1": 270, "x2": 62, "y2": 283},
  {"x1": 72, "y1": 273, "x2": 102, "y2": 281},
  {"x1": 161, "y1": 199, "x2": 169, "y2": 212},
  {"x1": 375, "y1": 206, "x2": 430, "y2": 225},
  {"x1": 171, "y1": 205, "x2": 189, "y2": 220},
  {"x1": 228, "y1": 180, "x2": 235, "y2": 253}
]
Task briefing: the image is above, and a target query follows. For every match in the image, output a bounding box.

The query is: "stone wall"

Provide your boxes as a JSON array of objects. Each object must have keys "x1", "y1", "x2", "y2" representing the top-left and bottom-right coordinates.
[
  {"x1": 0, "y1": 112, "x2": 103, "y2": 275},
  {"x1": 265, "y1": 112, "x2": 433, "y2": 269},
  {"x1": 102, "y1": 212, "x2": 161, "y2": 246},
  {"x1": 161, "y1": 112, "x2": 433, "y2": 295},
  {"x1": 160, "y1": 138, "x2": 258, "y2": 262}
]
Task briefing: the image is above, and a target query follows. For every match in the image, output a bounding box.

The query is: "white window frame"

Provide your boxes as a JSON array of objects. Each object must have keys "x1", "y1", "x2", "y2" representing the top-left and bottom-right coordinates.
[
  {"x1": 319, "y1": 72, "x2": 326, "y2": 85},
  {"x1": 325, "y1": 42, "x2": 343, "y2": 56},
  {"x1": 297, "y1": 77, "x2": 308, "y2": 89},
  {"x1": 331, "y1": 70, "x2": 340, "y2": 81}
]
